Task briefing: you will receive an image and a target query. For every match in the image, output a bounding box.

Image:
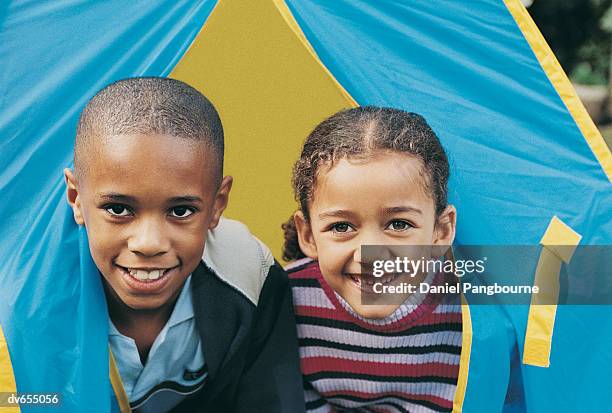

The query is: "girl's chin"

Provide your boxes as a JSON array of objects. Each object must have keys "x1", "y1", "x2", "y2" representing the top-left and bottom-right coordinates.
[
  {"x1": 349, "y1": 302, "x2": 402, "y2": 319},
  {"x1": 339, "y1": 289, "x2": 401, "y2": 319}
]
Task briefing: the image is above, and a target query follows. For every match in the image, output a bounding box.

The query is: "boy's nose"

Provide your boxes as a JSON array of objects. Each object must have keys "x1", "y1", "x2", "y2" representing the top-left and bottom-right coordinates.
[{"x1": 128, "y1": 219, "x2": 170, "y2": 257}]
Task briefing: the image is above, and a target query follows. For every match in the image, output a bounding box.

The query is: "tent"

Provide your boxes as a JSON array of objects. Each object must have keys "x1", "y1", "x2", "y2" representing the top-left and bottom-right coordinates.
[{"x1": 1, "y1": 0, "x2": 610, "y2": 411}]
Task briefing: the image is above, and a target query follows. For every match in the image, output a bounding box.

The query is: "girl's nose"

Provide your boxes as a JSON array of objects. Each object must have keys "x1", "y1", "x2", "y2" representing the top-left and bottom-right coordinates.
[
  {"x1": 353, "y1": 247, "x2": 362, "y2": 263},
  {"x1": 127, "y1": 218, "x2": 170, "y2": 257},
  {"x1": 353, "y1": 231, "x2": 394, "y2": 264}
]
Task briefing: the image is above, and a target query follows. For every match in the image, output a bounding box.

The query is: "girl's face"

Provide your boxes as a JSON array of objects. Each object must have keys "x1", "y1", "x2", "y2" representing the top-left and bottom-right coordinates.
[{"x1": 295, "y1": 151, "x2": 456, "y2": 319}]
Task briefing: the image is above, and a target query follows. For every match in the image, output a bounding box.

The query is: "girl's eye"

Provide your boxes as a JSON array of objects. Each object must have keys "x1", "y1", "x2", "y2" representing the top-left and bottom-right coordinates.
[
  {"x1": 387, "y1": 220, "x2": 412, "y2": 231},
  {"x1": 169, "y1": 206, "x2": 194, "y2": 218},
  {"x1": 105, "y1": 204, "x2": 131, "y2": 217},
  {"x1": 330, "y1": 222, "x2": 354, "y2": 233}
]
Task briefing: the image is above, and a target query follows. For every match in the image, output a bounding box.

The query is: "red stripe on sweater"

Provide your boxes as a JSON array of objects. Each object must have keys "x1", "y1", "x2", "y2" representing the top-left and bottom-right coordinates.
[
  {"x1": 295, "y1": 305, "x2": 461, "y2": 326},
  {"x1": 289, "y1": 267, "x2": 320, "y2": 279},
  {"x1": 301, "y1": 357, "x2": 459, "y2": 378}
]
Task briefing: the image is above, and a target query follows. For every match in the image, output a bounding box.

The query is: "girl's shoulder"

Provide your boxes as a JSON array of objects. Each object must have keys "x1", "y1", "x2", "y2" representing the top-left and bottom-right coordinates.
[{"x1": 283, "y1": 257, "x2": 317, "y2": 276}]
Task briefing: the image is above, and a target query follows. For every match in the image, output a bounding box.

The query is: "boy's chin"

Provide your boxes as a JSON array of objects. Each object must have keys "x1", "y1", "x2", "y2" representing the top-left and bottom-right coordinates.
[
  {"x1": 122, "y1": 298, "x2": 168, "y2": 311},
  {"x1": 112, "y1": 291, "x2": 170, "y2": 312},
  {"x1": 102, "y1": 278, "x2": 175, "y2": 313}
]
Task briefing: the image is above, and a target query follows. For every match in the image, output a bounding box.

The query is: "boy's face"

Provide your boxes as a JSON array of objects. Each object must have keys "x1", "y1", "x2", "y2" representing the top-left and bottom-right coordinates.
[{"x1": 65, "y1": 134, "x2": 231, "y2": 311}]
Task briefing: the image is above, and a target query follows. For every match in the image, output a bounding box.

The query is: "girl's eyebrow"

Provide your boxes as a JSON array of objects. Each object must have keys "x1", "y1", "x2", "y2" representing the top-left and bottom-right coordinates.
[
  {"x1": 318, "y1": 209, "x2": 356, "y2": 220},
  {"x1": 382, "y1": 206, "x2": 422, "y2": 215}
]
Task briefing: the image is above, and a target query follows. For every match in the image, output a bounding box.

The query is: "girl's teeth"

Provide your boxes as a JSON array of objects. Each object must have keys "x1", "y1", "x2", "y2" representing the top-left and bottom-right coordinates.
[{"x1": 348, "y1": 273, "x2": 401, "y2": 290}]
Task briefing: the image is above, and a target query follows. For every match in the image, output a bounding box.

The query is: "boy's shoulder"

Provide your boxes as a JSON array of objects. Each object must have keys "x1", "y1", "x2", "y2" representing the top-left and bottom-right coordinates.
[{"x1": 202, "y1": 217, "x2": 276, "y2": 306}]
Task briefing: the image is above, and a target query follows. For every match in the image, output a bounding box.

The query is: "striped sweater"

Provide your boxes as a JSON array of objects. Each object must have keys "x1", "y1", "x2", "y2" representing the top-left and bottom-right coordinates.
[{"x1": 287, "y1": 259, "x2": 462, "y2": 413}]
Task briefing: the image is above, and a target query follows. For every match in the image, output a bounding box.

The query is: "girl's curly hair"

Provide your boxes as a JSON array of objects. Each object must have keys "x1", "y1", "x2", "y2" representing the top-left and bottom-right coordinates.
[{"x1": 282, "y1": 106, "x2": 450, "y2": 262}]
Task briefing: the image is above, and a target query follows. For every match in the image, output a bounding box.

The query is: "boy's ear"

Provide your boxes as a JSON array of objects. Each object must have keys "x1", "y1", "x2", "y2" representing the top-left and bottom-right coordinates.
[
  {"x1": 432, "y1": 205, "x2": 456, "y2": 257},
  {"x1": 293, "y1": 210, "x2": 318, "y2": 260},
  {"x1": 208, "y1": 175, "x2": 233, "y2": 229},
  {"x1": 64, "y1": 168, "x2": 85, "y2": 226}
]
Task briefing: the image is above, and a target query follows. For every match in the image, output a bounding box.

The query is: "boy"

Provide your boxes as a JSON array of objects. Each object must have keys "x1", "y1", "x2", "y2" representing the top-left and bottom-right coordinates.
[{"x1": 64, "y1": 77, "x2": 304, "y2": 412}]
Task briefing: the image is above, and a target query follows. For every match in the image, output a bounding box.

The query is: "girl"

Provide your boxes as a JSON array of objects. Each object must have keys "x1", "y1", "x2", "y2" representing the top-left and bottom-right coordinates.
[{"x1": 283, "y1": 107, "x2": 461, "y2": 413}]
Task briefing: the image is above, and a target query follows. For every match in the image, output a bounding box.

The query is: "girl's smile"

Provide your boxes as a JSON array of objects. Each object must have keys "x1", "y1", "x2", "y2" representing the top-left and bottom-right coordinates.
[{"x1": 295, "y1": 150, "x2": 455, "y2": 318}]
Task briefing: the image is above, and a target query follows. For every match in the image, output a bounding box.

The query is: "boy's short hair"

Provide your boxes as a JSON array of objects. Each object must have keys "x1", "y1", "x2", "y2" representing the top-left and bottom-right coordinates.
[{"x1": 74, "y1": 77, "x2": 223, "y2": 179}]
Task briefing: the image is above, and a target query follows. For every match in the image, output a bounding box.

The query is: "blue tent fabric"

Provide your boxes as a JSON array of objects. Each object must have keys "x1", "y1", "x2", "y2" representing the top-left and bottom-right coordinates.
[
  {"x1": 1, "y1": 1, "x2": 611, "y2": 412},
  {"x1": 284, "y1": 1, "x2": 612, "y2": 411},
  {"x1": 284, "y1": 0, "x2": 611, "y2": 245},
  {"x1": 0, "y1": 1, "x2": 217, "y2": 411}
]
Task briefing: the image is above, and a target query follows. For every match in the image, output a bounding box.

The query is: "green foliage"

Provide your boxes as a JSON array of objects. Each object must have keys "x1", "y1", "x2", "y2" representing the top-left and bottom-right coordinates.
[{"x1": 529, "y1": 0, "x2": 611, "y2": 85}]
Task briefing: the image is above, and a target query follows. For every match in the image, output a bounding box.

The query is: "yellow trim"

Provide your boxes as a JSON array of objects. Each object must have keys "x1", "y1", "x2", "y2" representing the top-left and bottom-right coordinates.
[
  {"x1": 170, "y1": 0, "x2": 356, "y2": 258},
  {"x1": 523, "y1": 249, "x2": 561, "y2": 367},
  {"x1": 109, "y1": 347, "x2": 131, "y2": 413},
  {"x1": 452, "y1": 294, "x2": 472, "y2": 413},
  {"x1": 523, "y1": 216, "x2": 582, "y2": 367},
  {"x1": 271, "y1": 0, "x2": 358, "y2": 107},
  {"x1": 503, "y1": 0, "x2": 612, "y2": 182},
  {"x1": 539, "y1": 217, "x2": 582, "y2": 263},
  {"x1": 0, "y1": 325, "x2": 20, "y2": 412}
]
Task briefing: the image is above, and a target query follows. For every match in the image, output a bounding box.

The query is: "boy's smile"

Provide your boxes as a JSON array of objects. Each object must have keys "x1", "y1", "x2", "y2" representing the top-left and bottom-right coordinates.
[{"x1": 65, "y1": 133, "x2": 231, "y2": 312}]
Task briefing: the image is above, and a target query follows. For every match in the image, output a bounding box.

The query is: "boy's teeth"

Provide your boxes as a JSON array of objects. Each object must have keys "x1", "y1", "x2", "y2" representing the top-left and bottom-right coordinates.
[
  {"x1": 136, "y1": 270, "x2": 149, "y2": 280},
  {"x1": 128, "y1": 269, "x2": 164, "y2": 281}
]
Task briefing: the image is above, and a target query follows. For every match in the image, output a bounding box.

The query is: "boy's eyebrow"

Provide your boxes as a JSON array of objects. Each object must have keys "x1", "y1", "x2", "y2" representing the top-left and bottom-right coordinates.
[
  {"x1": 97, "y1": 193, "x2": 204, "y2": 204},
  {"x1": 97, "y1": 193, "x2": 137, "y2": 203},
  {"x1": 167, "y1": 196, "x2": 204, "y2": 204}
]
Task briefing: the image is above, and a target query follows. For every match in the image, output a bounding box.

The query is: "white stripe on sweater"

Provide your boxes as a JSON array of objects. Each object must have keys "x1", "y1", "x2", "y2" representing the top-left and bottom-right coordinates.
[
  {"x1": 433, "y1": 304, "x2": 462, "y2": 313},
  {"x1": 311, "y1": 379, "x2": 457, "y2": 398},
  {"x1": 292, "y1": 287, "x2": 336, "y2": 309}
]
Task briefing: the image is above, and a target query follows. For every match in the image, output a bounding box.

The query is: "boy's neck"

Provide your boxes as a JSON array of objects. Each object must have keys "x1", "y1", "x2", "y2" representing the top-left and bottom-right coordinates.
[{"x1": 104, "y1": 280, "x2": 182, "y2": 364}]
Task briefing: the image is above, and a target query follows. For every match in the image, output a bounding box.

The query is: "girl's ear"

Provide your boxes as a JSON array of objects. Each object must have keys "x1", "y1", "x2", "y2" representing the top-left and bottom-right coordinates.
[
  {"x1": 64, "y1": 168, "x2": 85, "y2": 226},
  {"x1": 432, "y1": 205, "x2": 456, "y2": 256},
  {"x1": 293, "y1": 210, "x2": 318, "y2": 260}
]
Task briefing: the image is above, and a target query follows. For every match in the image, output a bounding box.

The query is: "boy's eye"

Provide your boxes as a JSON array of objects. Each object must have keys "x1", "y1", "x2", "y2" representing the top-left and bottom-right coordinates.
[
  {"x1": 387, "y1": 220, "x2": 412, "y2": 231},
  {"x1": 169, "y1": 206, "x2": 194, "y2": 218},
  {"x1": 105, "y1": 204, "x2": 131, "y2": 217},
  {"x1": 330, "y1": 222, "x2": 354, "y2": 233}
]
